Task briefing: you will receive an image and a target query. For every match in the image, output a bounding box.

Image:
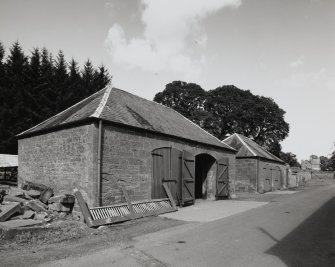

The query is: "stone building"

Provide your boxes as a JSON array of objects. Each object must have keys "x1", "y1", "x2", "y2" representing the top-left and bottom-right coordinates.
[
  {"x1": 301, "y1": 155, "x2": 321, "y2": 171},
  {"x1": 18, "y1": 87, "x2": 236, "y2": 207},
  {"x1": 223, "y1": 133, "x2": 286, "y2": 193}
]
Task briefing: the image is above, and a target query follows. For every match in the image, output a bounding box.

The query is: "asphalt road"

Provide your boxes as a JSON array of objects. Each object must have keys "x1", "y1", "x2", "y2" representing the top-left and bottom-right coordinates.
[{"x1": 43, "y1": 183, "x2": 335, "y2": 267}]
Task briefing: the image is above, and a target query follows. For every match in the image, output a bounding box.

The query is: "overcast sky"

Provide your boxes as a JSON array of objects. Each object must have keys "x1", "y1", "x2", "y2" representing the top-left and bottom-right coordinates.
[{"x1": 1, "y1": 0, "x2": 334, "y2": 161}]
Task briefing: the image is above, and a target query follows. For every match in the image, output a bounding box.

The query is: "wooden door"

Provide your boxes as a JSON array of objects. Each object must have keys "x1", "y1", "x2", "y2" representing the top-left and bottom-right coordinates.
[
  {"x1": 152, "y1": 147, "x2": 182, "y2": 202},
  {"x1": 263, "y1": 165, "x2": 272, "y2": 192},
  {"x1": 216, "y1": 158, "x2": 229, "y2": 199},
  {"x1": 272, "y1": 166, "x2": 281, "y2": 190},
  {"x1": 181, "y1": 150, "x2": 195, "y2": 206}
]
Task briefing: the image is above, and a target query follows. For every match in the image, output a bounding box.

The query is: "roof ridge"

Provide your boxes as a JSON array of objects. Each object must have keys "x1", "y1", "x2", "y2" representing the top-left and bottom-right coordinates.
[
  {"x1": 236, "y1": 133, "x2": 257, "y2": 156},
  {"x1": 17, "y1": 87, "x2": 108, "y2": 137},
  {"x1": 90, "y1": 85, "x2": 113, "y2": 118}
]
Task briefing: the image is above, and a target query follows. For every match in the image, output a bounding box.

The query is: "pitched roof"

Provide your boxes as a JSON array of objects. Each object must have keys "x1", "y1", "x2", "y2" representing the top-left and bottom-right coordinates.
[
  {"x1": 19, "y1": 86, "x2": 235, "y2": 151},
  {"x1": 0, "y1": 154, "x2": 18, "y2": 167},
  {"x1": 222, "y1": 133, "x2": 284, "y2": 163}
]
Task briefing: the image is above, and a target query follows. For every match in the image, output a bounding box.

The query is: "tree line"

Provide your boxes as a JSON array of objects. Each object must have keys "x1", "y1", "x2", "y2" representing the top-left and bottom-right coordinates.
[
  {"x1": 154, "y1": 81, "x2": 301, "y2": 167},
  {"x1": 0, "y1": 41, "x2": 111, "y2": 154},
  {"x1": 320, "y1": 151, "x2": 335, "y2": 171}
]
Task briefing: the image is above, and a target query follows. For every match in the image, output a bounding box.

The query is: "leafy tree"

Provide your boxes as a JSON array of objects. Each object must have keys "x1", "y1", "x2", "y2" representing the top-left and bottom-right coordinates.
[
  {"x1": 154, "y1": 82, "x2": 290, "y2": 151},
  {"x1": 154, "y1": 81, "x2": 209, "y2": 127},
  {"x1": 321, "y1": 151, "x2": 335, "y2": 171},
  {"x1": 320, "y1": 156, "x2": 329, "y2": 171},
  {"x1": 328, "y1": 152, "x2": 335, "y2": 171},
  {"x1": 279, "y1": 152, "x2": 301, "y2": 167}
]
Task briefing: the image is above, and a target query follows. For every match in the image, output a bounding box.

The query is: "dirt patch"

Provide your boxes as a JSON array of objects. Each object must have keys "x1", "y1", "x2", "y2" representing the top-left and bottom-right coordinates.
[{"x1": 0, "y1": 216, "x2": 184, "y2": 267}]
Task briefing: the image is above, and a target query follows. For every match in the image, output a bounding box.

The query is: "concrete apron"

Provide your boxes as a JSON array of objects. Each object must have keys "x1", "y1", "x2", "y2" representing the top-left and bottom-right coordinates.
[
  {"x1": 265, "y1": 190, "x2": 299, "y2": 195},
  {"x1": 160, "y1": 199, "x2": 268, "y2": 222}
]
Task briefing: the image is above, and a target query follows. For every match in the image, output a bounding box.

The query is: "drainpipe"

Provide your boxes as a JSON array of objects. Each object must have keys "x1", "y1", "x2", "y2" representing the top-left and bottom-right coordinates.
[{"x1": 97, "y1": 120, "x2": 103, "y2": 206}]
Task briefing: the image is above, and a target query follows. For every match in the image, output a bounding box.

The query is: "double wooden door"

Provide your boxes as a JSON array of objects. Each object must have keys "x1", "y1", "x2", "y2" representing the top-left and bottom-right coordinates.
[{"x1": 152, "y1": 147, "x2": 230, "y2": 206}]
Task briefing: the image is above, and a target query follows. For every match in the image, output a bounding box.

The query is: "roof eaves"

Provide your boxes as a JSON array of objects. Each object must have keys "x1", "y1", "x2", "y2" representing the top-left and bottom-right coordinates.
[
  {"x1": 17, "y1": 117, "x2": 97, "y2": 139},
  {"x1": 90, "y1": 85, "x2": 113, "y2": 119},
  {"x1": 236, "y1": 155, "x2": 285, "y2": 164}
]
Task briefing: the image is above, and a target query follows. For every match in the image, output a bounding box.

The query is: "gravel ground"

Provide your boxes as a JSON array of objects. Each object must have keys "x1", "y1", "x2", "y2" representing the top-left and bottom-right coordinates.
[{"x1": 0, "y1": 216, "x2": 184, "y2": 267}]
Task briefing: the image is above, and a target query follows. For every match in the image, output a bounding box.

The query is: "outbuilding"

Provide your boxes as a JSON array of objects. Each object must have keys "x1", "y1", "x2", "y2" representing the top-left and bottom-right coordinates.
[
  {"x1": 223, "y1": 133, "x2": 286, "y2": 193},
  {"x1": 0, "y1": 154, "x2": 18, "y2": 184},
  {"x1": 18, "y1": 87, "x2": 236, "y2": 207}
]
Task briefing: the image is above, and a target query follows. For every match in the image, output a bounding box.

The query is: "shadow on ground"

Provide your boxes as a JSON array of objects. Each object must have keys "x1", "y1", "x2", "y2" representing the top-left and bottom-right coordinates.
[{"x1": 265, "y1": 196, "x2": 335, "y2": 267}]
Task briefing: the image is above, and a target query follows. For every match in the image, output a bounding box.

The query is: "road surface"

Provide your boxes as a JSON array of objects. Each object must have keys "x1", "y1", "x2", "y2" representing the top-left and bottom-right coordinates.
[{"x1": 42, "y1": 183, "x2": 335, "y2": 267}]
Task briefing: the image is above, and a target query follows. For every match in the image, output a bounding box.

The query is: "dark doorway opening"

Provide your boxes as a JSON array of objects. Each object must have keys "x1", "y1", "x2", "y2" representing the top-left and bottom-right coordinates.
[{"x1": 195, "y1": 154, "x2": 216, "y2": 199}]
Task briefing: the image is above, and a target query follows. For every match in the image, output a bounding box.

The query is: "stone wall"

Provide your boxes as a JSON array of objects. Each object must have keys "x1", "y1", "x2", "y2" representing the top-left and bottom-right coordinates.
[
  {"x1": 18, "y1": 124, "x2": 99, "y2": 207},
  {"x1": 101, "y1": 125, "x2": 236, "y2": 205},
  {"x1": 234, "y1": 158, "x2": 287, "y2": 193},
  {"x1": 234, "y1": 158, "x2": 258, "y2": 192},
  {"x1": 258, "y1": 160, "x2": 287, "y2": 193}
]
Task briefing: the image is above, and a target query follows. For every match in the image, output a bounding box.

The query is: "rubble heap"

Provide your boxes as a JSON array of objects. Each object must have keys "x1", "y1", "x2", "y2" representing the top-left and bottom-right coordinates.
[{"x1": 0, "y1": 182, "x2": 77, "y2": 229}]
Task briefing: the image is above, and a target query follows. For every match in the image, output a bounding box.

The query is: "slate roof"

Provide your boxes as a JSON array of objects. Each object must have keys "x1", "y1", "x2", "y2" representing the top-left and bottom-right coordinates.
[
  {"x1": 0, "y1": 154, "x2": 18, "y2": 167},
  {"x1": 222, "y1": 133, "x2": 284, "y2": 163},
  {"x1": 19, "y1": 86, "x2": 235, "y2": 151}
]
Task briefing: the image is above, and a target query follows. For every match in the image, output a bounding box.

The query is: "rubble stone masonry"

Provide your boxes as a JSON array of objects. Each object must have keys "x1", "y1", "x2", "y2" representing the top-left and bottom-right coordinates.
[
  {"x1": 101, "y1": 125, "x2": 236, "y2": 206},
  {"x1": 235, "y1": 158, "x2": 287, "y2": 193},
  {"x1": 18, "y1": 123, "x2": 236, "y2": 207},
  {"x1": 18, "y1": 124, "x2": 99, "y2": 207}
]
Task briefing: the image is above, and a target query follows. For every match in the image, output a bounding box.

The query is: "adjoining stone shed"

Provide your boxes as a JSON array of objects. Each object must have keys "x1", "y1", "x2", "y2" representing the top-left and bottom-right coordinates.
[
  {"x1": 223, "y1": 133, "x2": 286, "y2": 193},
  {"x1": 18, "y1": 86, "x2": 237, "y2": 207}
]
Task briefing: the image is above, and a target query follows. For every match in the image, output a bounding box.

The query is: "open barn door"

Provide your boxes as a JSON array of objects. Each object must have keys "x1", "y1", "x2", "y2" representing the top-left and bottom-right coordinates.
[
  {"x1": 152, "y1": 147, "x2": 182, "y2": 203},
  {"x1": 181, "y1": 150, "x2": 195, "y2": 206},
  {"x1": 216, "y1": 158, "x2": 229, "y2": 199}
]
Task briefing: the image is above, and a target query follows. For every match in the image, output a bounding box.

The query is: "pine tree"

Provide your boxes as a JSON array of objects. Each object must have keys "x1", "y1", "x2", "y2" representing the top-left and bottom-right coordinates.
[
  {"x1": 81, "y1": 60, "x2": 95, "y2": 96},
  {"x1": 0, "y1": 42, "x2": 6, "y2": 107},
  {"x1": 93, "y1": 64, "x2": 111, "y2": 90},
  {"x1": 39, "y1": 48, "x2": 56, "y2": 118},
  {"x1": 53, "y1": 50, "x2": 68, "y2": 112},
  {"x1": 66, "y1": 59, "x2": 81, "y2": 107},
  {"x1": 0, "y1": 41, "x2": 112, "y2": 153},
  {"x1": 26, "y1": 48, "x2": 44, "y2": 124},
  {"x1": 0, "y1": 42, "x2": 29, "y2": 153}
]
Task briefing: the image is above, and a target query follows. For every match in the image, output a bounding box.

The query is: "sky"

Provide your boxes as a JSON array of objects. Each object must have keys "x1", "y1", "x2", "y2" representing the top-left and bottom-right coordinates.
[{"x1": 0, "y1": 0, "x2": 334, "y2": 161}]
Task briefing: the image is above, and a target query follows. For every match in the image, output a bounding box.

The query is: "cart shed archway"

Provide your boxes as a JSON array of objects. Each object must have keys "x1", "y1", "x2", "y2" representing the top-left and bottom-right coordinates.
[{"x1": 195, "y1": 153, "x2": 216, "y2": 199}]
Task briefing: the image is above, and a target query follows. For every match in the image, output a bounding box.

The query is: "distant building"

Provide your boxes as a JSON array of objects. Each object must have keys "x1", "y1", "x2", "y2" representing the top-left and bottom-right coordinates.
[
  {"x1": 223, "y1": 133, "x2": 286, "y2": 193},
  {"x1": 301, "y1": 155, "x2": 320, "y2": 171},
  {"x1": 0, "y1": 154, "x2": 18, "y2": 182}
]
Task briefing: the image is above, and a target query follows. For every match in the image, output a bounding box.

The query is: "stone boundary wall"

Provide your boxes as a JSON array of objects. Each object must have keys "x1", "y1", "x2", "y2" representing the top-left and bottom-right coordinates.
[
  {"x1": 101, "y1": 125, "x2": 236, "y2": 206},
  {"x1": 311, "y1": 171, "x2": 335, "y2": 180}
]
